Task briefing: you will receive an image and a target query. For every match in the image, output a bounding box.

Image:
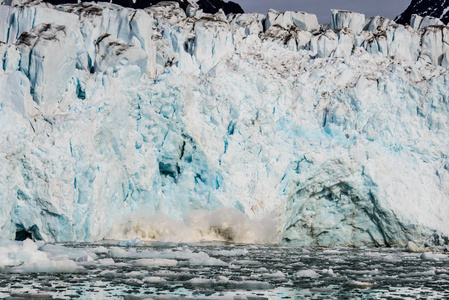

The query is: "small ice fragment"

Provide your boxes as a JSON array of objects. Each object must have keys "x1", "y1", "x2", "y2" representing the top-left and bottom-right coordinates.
[
  {"x1": 133, "y1": 258, "x2": 178, "y2": 267},
  {"x1": 76, "y1": 255, "x2": 95, "y2": 263},
  {"x1": 151, "y1": 242, "x2": 177, "y2": 247},
  {"x1": 86, "y1": 246, "x2": 108, "y2": 254},
  {"x1": 210, "y1": 249, "x2": 249, "y2": 256},
  {"x1": 264, "y1": 271, "x2": 286, "y2": 279},
  {"x1": 344, "y1": 280, "x2": 375, "y2": 289},
  {"x1": 322, "y1": 268, "x2": 336, "y2": 277},
  {"x1": 143, "y1": 276, "x2": 167, "y2": 283},
  {"x1": 127, "y1": 271, "x2": 144, "y2": 277},
  {"x1": 256, "y1": 267, "x2": 269, "y2": 273},
  {"x1": 420, "y1": 252, "x2": 446, "y2": 261},
  {"x1": 118, "y1": 238, "x2": 144, "y2": 247},
  {"x1": 296, "y1": 269, "x2": 320, "y2": 278},
  {"x1": 98, "y1": 258, "x2": 115, "y2": 265},
  {"x1": 11, "y1": 260, "x2": 86, "y2": 273},
  {"x1": 405, "y1": 241, "x2": 424, "y2": 252},
  {"x1": 109, "y1": 247, "x2": 136, "y2": 258},
  {"x1": 230, "y1": 259, "x2": 261, "y2": 265},
  {"x1": 189, "y1": 252, "x2": 227, "y2": 266}
]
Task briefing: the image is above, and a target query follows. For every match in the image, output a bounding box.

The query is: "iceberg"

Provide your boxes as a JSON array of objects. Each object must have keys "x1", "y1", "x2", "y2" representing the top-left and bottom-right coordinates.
[{"x1": 0, "y1": 1, "x2": 448, "y2": 247}]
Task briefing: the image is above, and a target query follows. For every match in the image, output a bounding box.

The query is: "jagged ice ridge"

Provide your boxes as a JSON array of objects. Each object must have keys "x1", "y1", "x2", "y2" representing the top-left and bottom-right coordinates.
[{"x1": 0, "y1": 1, "x2": 448, "y2": 247}]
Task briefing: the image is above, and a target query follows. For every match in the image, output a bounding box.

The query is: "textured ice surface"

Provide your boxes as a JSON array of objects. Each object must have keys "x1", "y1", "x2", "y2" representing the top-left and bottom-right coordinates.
[{"x1": 0, "y1": 1, "x2": 448, "y2": 246}]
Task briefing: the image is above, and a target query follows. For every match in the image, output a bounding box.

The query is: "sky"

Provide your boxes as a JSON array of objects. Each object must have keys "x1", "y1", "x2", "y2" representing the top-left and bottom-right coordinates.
[{"x1": 235, "y1": 0, "x2": 412, "y2": 23}]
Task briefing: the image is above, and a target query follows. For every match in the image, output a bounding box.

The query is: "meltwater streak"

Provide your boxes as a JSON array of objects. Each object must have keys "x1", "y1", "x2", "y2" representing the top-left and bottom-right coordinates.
[{"x1": 107, "y1": 208, "x2": 280, "y2": 244}]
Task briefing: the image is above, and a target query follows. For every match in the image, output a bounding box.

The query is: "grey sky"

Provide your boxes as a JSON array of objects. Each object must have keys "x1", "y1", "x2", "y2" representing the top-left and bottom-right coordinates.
[{"x1": 235, "y1": 0, "x2": 412, "y2": 23}]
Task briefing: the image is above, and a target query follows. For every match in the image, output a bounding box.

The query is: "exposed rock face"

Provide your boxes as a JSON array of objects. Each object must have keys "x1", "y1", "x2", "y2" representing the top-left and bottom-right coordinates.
[
  {"x1": 39, "y1": 0, "x2": 244, "y2": 14},
  {"x1": 396, "y1": 0, "x2": 449, "y2": 25}
]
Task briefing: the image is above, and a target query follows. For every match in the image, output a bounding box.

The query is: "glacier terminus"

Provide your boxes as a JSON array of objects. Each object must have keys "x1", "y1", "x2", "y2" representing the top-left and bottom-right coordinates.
[{"x1": 0, "y1": 0, "x2": 448, "y2": 248}]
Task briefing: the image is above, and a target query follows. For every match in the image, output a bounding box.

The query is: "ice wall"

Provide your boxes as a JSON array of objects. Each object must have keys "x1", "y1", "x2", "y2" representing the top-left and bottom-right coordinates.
[{"x1": 0, "y1": 1, "x2": 448, "y2": 247}]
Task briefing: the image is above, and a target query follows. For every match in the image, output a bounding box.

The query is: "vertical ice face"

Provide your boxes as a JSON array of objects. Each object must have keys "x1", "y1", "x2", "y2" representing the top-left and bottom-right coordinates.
[
  {"x1": 15, "y1": 23, "x2": 77, "y2": 114},
  {"x1": 0, "y1": 1, "x2": 448, "y2": 247},
  {"x1": 331, "y1": 10, "x2": 366, "y2": 35},
  {"x1": 264, "y1": 9, "x2": 320, "y2": 32},
  {"x1": 418, "y1": 25, "x2": 449, "y2": 66}
]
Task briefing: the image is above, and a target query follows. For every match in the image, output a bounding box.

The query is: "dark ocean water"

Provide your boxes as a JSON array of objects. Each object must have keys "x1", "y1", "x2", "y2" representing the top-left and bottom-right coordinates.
[{"x1": 1, "y1": 243, "x2": 448, "y2": 299}]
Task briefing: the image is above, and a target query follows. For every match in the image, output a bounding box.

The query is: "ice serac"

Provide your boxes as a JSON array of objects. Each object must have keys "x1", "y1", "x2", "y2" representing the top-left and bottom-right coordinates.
[
  {"x1": 0, "y1": 1, "x2": 448, "y2": 247},
  {"x1": 331, "y1": 10, "x2": 365, "y2": 35},
  {"x1": 411, "y1": 14, "x2": 445, "y2": 31},
  {"x1": 16, "y1": 23, "x2": 77, "y2": 114},
  {"x1": 265, "y1": 9, "x2": 319, "y2": 32}
]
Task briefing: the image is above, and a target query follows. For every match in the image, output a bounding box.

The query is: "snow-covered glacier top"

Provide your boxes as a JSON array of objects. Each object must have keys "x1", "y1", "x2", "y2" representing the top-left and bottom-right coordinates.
[{"x1": 0, "y1": 1, "x2": 448, "y2": 247}]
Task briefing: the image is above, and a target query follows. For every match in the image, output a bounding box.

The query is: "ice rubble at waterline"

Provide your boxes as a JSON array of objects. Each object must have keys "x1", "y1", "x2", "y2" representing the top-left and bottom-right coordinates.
[{"x1": 0, "y1": 0, "x2": 448, "y2": 247}]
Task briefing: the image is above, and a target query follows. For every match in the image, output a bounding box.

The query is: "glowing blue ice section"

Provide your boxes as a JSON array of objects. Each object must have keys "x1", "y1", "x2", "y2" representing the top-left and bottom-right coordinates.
[{"x1": 0, "y1": 1, "x2": 448, "y2": 246}]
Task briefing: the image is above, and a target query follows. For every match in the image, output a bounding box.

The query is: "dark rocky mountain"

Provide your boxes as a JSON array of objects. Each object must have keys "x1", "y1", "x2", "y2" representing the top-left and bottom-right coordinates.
[
  {"x1": 396, "y1": 0, "x2": 449, "y2": 24},
  {"x1": 43, "y1": 0, "x2": 244, "y2": 14}
]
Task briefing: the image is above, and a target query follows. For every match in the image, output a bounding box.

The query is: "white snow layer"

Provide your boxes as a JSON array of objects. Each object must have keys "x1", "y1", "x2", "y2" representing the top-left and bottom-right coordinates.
[{"x1": 0, "y1": 1, "x2": 448, "y2": 247}]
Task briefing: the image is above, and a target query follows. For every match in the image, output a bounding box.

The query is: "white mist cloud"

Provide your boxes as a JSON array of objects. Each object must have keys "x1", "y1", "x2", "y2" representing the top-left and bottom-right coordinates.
[{"x1": 108, "y1": 208, "x2": 280, "y2": 244}]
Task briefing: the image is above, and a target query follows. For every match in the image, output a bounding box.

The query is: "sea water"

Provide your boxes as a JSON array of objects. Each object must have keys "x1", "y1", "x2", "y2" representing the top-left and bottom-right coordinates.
[{"x1": 1, "y1": 242, "x2": 448, "y2": 299}]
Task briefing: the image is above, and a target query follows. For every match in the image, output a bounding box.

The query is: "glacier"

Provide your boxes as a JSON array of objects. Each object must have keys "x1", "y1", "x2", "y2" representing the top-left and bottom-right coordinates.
[{"x1": 0, "y1": 0, "x2": 448, "y2": 247}]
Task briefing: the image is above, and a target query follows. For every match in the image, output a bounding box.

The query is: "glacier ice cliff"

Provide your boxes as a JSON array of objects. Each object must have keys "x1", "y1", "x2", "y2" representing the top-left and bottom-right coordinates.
[{"x1": 0, "y1": 1, "x2": 448, "y2": 247}]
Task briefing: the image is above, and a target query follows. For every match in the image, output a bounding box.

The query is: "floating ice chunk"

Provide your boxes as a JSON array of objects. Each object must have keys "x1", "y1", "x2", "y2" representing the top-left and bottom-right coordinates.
[
  {"x1": 127, "y1": 271, "x2": 145, "y2": 277},
  {"x1": 118, "y1": 238, "x2": 144, "y2": 247},
  {"x1": 11, "y1": 259, "x2": 86, "y2": 273},
  {"x1": 109, "y1": 247, "x2": 137, "y2": 258},
  {"x1": 344, "y1": 280, "x2": 375, "y2": 289},
  {"x1": 405, "y1": 241, "x2": 425, "y2": 252},
  {"x1": 210, "y1": 249, "x2": 248, "y2": 256},
  {"x1": 0, "y1": 239, "x2": 47, "y2": 268},
  {"x1": 402, "y1": 269, "x2": 436, "y2": 277},
  {"x1": 98, "y1": 258, "x2": 115, "y2": 265},
  {"x1": 296, "y1": 269, "x2": 320, "y2": 278},
  {"x1": 256, "y1": 267, "x2": 269, "y2": 273},
  {"x1": 188, "y1": 277, "x2": 216, "y2": 284},
  {"x1": 76, "y1": 255, "x2": 95, "y2": 263},
  {"x1": 86, "y1": 246, "x2": 109, "y2": 254},
  {"x1": 187, "y1": 277, "x2": 272, "y2": 289},
  {"x1": 231, "y1": 280, "x2": 272, "y2": 290},
  {"x1": 263, "y1": 270, "x2": 286, "y2": 279},
  {"x1": 98, "y1": 270, "x2": 119, "y2": 277},
  {"x1": 322, "y1": 268, "x2": 337, "y2": 277},
  {"x1": 151, "y1": 241, "x2": 177, "y2": 248},
  {"x1": 420, "y1": 252, "x2": 447, "y2": 261},
  {"x1": 143, "y1": 276, "x2": 167, "y2": 283},
  {"x1": 230, "y1": 259, "x2": 261, "y2": 266},
  {"x1": 40, "y1": 244, "x2": 97, "y2": 261},
  {"x1": 189, "y1": 252, "x2": 228, "y2": 266},
  {"x1": 133, "y1": 258, "x2": 178, "y2": 267}
]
